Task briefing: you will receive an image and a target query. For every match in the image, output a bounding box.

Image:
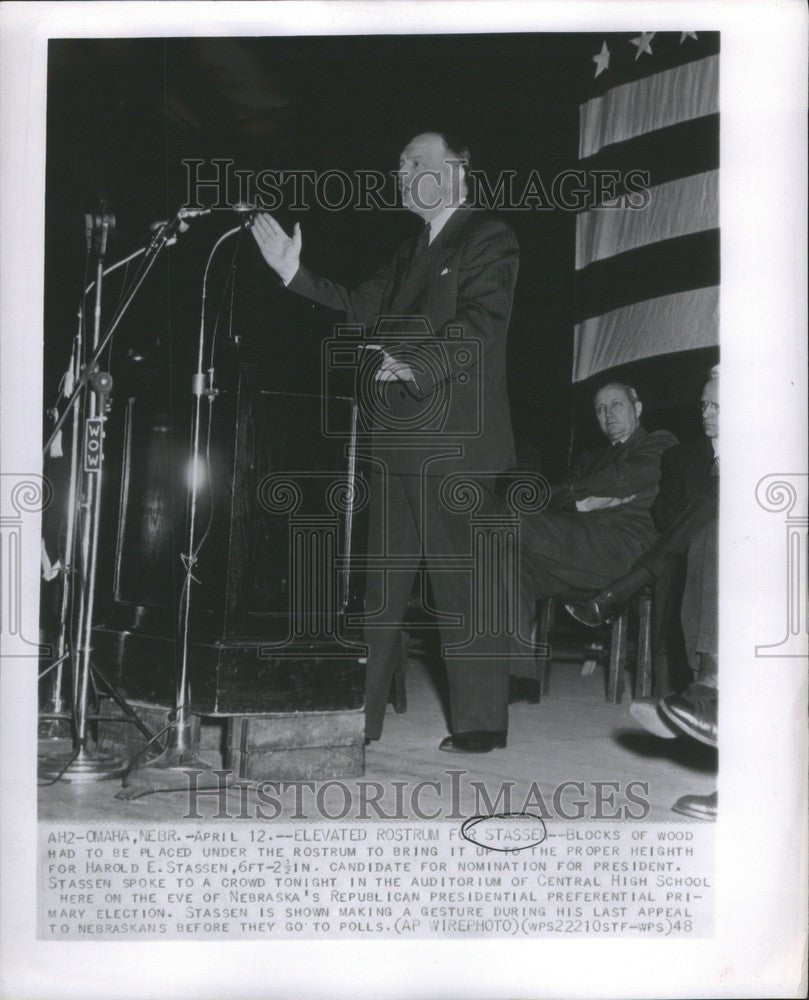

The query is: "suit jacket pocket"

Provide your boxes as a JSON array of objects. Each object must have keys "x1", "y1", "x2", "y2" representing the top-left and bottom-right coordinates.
[{"x1": 417, "y1": 265, "x2": 459, "y2": 333}]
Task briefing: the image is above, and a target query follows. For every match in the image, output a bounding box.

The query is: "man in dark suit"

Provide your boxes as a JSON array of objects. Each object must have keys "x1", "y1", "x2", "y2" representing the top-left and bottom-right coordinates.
[
  {"x1": 250, "y1": 132, "x2": 520, "y2": 752},
  {"x1": 643, "y1": 375, "x2": 719, "y2": 704},
  {"x1": 517, "y1": 383, "x2": 677, "y2": 612},
  {"x1": 567, "y1": 371, "x2": 719, "y2": 819},
  {"x1": 567, "y1": 373, "x2": 718, "y2": 690}
]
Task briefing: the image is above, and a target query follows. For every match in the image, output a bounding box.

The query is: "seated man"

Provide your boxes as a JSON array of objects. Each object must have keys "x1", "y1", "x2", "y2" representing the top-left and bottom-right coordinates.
[
  {"x1": 567, "y1": 370, "x2": 720, "y2": 819},
  {"x1": 516, "y1": 382, "x2": 677, "y2": 659}
]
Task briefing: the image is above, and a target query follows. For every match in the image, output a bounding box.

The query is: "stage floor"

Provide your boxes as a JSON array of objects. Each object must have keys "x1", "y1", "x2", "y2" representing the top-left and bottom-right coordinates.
[{"x1": 38, "y1": 656, "x2": 717, "y2": 825}]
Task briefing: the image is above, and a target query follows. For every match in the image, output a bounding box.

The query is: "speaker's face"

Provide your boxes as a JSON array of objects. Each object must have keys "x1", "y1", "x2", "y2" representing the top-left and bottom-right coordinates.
[{"x1": 398, "y1": 133, "x2": 462, "y2": 222}]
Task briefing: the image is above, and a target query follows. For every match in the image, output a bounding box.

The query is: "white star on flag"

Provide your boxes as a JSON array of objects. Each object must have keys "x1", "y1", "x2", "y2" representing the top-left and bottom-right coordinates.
[
  {"x1": 592, "y1": 41, "x2": 610, "y2": 78},
  {"x1": 680, "y1": 32, "x2": 698, "y2": 43},
  {"x1": 630, "y1": 32, "x2": 655, "y2": 59}
]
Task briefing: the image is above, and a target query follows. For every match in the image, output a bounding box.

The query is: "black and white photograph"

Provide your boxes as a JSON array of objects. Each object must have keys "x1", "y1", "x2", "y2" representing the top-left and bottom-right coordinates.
[{"x1": 1, "y1": 2, "x2": 806, "y2": 998}]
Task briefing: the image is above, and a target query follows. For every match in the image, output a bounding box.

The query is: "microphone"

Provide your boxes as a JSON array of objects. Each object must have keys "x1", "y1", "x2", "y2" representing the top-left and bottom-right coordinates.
[
  {"x1": 146, "y1": 206, "x2": 212, "y2": 246},
  {"x1": 148, "y1": 205, "x2": 257, "y2": 240},
  {"x1": 232, "y1": 204, "x2": 260, "y2": 228},
  {"x1": 85, "y1": 207, "x2": 116, "y2": 255},
  {"x1": 148, "y1": 207, "x2": 212, "y2": 228},
  {"x1": 178, "y1": 207, "x2": 212, "y2": 220}
]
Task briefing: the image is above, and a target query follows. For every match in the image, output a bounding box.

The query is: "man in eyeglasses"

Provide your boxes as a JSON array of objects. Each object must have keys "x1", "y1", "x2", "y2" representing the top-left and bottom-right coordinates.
[
  {"x1": 567, "y1": 368, "x2": 720, "y2": 819},
  {"x1": 649, "y1": 373, "x2": 719, "y2": 539}
]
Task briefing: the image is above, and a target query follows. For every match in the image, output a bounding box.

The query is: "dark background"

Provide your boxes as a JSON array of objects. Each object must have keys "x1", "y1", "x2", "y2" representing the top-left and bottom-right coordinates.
[{"x1": 43, "y1": 33, "x2": 712, "y2": 480}]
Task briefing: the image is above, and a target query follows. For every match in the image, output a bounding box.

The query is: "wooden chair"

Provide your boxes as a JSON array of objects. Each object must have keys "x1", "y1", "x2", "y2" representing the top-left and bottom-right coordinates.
[{"x1": 535, "y1": 585, "x2": 654, "y2": 703}]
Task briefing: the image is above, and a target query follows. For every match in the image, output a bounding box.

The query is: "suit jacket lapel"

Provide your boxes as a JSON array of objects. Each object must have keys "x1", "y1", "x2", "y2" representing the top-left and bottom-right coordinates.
[
  {"x1": 388, "y1": 206, "x2": 473, "y2": 314},
  {"x1": 698, "y1": 435, "x2": 714, "y2": 479},
  {"x1": 592, "y1": 426, "x2": 645, "y2": 472}
]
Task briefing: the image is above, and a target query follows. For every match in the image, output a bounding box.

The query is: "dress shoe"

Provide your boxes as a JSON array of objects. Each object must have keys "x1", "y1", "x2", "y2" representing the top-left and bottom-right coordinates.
[
  {"x1": 439, "y1": 731, "x2": 507, "y2": 754},
  {"x1": 659, "y1": 683, "x2": 718, "y2": 747},
  {"x1": 671, "y1": 790, "x2": 717, "y2": 820},
  {"x1": 565, "y1": 565, "x2": 654, "y2": 627},
  {"x1": 565, "y1": 592, "x2": 618, "y2": 627},
  {"x1": 629, "y1": 698, "x2": 679, "y2": 739}
]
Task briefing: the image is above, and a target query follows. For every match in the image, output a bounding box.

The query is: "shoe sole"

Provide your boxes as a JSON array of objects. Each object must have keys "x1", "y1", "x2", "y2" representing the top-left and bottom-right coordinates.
[
  {"x1": 563, "y1": 604, "x2": 601, "y2": 628},
  {"x1": 671, "y1": 800, "x2": 717, "y2": 821},
  {"x1": 659, "y1": 702, "x2": 718, "y2": 748},
  {"x1": 629, "y1": 701, "x2": 679, "y2": 739},
  {"x1": 439, "y1": 742, "x2": 507, "y2": 754}
]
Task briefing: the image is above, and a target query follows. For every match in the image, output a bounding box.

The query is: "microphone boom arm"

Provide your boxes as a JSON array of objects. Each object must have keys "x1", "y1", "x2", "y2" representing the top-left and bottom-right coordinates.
[{"x1": 42, "y1": 211, "x2": 198, "y2": 458}]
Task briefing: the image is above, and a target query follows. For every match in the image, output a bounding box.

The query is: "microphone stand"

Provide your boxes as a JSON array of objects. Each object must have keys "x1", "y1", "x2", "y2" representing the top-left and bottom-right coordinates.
[
  {"x1": 38, "y1": 246, "x2": 149, "y2": 745},
  {"x1": 37, "y1": 321, "x2": 82, "y2": 743},
  {"x1": 43, "y1": 212, "x2": 203, "y2": 456},
  {"x1": 39, "y1": 210, "x2": 204, "y2": 782},
  {"x1": 118, "y1": 224, "x2": 242, "y2": 800}
]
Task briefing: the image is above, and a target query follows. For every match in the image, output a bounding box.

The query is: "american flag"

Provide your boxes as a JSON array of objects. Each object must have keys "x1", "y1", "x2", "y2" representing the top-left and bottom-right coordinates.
[{"x1": 572, "y1": 31, "x2": 720, "y2": 434}]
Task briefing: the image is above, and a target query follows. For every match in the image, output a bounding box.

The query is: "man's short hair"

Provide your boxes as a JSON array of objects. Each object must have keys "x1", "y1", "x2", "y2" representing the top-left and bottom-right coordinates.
[
  {"x1": 593, "y1": 382, "x2": 640, "y2": 405},
  {"x1": 699, "y1": 366, "x2": 719, "y2": 398},
  {"x1": 417, "y1": 130, "x2": 471, "y2": 170},
  {"x1": 441, "y1": 133, "x2": 470, "y2": 170}
]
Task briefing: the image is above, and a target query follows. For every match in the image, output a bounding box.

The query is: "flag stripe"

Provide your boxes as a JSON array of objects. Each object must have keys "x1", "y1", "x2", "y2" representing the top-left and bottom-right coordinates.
[
  {"x1": 576, "y1": 170, "x2": 718, "y2": 270},
  {"x1": 575, "y1": 229, "x2": 720, "y2": 322},
  {"x1": 579, "y1": 54, "x2": 719, "y2": 158},
  {"x1": 580, "y1": 113, "x2": 718, "y2": 192},
  {"x1": 572, "y1": 286, "x2": 719, "y2": 383}
]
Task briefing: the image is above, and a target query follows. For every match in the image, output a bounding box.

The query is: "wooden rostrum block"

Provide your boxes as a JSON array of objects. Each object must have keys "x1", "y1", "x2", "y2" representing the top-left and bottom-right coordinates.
[{"x1": 226, "y1": 709, "x2": 365, "y2": 781}]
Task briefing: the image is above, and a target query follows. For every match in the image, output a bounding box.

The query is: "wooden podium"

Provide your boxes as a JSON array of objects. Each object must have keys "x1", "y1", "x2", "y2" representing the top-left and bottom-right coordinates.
[{"x1": 92, "y1": 361, "x2": 367, "y2": 778}]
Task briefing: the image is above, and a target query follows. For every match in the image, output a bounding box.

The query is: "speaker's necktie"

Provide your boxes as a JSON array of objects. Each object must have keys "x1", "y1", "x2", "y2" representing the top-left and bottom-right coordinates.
[{"x1": 408, "y1": 224, "x2": 431, "y2": 271}]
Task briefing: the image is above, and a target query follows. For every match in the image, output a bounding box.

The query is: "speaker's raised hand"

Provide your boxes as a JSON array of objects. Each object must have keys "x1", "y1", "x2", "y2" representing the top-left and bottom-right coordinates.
[{"x1": 251, "y1": 213, "x2": 302, "y2": 285}]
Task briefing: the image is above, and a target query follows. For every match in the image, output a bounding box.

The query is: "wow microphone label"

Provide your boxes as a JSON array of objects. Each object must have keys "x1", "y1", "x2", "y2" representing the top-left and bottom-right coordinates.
[{"x1": 83, "y1": 418, "x2": 104, "y2": 472}]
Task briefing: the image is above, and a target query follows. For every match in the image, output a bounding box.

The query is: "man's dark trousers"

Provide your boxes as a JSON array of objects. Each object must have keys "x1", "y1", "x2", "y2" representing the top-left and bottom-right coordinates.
[{"x1": 363, "y1": 466, "x2": 510, "y2": 741}]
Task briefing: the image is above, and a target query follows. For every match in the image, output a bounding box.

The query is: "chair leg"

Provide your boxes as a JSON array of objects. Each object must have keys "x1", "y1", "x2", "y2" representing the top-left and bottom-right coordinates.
[
  {"x1": 636, "y1": 589, "x2": 653, "y2": 699},
  {"x1": 607, "y1": 611, "x2": 628, "y2": 703},
  {"x1": 536, "y1": 597, "x2": 555, "y2": 697}
]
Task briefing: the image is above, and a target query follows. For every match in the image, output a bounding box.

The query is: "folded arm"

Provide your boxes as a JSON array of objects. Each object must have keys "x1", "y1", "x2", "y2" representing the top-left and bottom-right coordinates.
[{"x1": 556, "y1": 430, "x2": 679, "y2": 512}]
